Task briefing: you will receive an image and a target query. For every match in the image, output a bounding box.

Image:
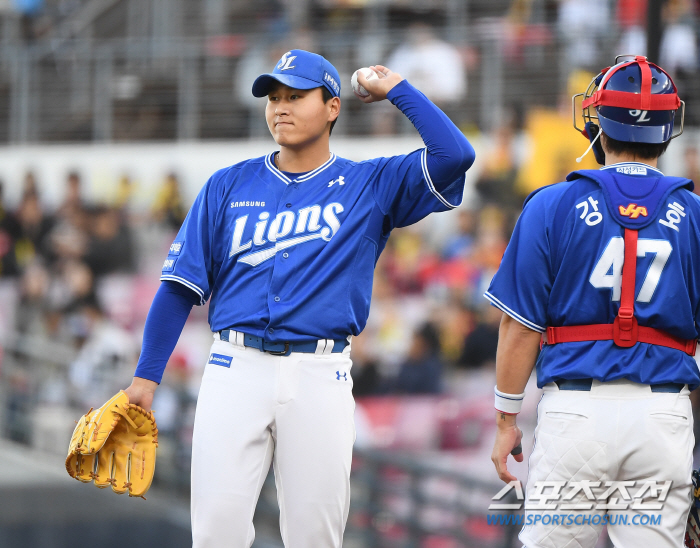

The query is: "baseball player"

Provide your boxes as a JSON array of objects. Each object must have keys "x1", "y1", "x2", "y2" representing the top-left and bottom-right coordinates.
[
  {"x1": 121, "y1": 49, "x2": 475, "y2": 547},
  {"x1": 487, "y1": 55, "x2": 698, "y2": 547}
]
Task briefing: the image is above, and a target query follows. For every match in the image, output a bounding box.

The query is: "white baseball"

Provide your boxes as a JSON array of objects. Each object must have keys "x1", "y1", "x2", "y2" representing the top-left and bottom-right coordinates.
[{"x1": 351, "y1": 68, "x2": 378, "y2": 98}]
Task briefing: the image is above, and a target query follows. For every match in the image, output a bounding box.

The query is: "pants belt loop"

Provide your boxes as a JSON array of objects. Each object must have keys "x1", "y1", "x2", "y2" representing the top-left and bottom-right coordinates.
[
  {"x1": 234, "y1": 331, "x2": 245, "y2": 347},
  {"x1": 315, "y1": 339, "x2": 327, "y2": 355},
  {"x1": 323, "y1": 339, "x2": 334, "y2": 355}
]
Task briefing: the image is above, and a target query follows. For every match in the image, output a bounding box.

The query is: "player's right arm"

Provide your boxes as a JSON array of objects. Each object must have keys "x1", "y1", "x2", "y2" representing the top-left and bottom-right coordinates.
[
  {"x1": 484, "y1": 188, "x2": 554, "y2": 482},
  {"x1": 360, "y1": 69, "x2": 475, "y2": 229},
  {"x1": 491, "y1": 314, "x2": 541, "y2": 483}
]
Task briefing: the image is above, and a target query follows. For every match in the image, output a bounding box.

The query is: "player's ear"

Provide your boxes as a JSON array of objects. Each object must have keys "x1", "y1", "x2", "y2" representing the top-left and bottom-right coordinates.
[{"x1": 327, "y1": 96, "x2": 341, "y2": 123}]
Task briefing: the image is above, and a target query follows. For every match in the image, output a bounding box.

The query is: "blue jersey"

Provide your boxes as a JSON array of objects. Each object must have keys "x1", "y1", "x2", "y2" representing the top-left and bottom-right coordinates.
[
  {"x1": 486, "y1": 162, "x2": 700, "y2": 388},
  {"x1": 161, "y1": 150, "x2": 465, "y2": 342}
]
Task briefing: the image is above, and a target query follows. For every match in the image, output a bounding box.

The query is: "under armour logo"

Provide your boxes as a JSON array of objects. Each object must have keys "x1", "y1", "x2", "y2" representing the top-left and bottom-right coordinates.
[
  {"x1": 328, "y1": 176, "x2": 345, "y2": 188},
  {"x1": 336, "y1": 371, "x2": 347, "y2": 381},
  {"x1": 619, "y1": 203, "x2": 648, "y2": 219},
  {"x1": 277, "y1": 52, "x2": 297, "y2": 71}
]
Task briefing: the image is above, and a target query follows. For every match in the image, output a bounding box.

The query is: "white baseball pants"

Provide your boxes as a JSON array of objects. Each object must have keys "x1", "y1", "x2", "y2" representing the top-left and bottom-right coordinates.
[
  {"x1": 191, "y1": 337, "x2": 355, "y2": 548},
  {"x1": 520, "y1": 379, "x2": 694, "y2": 548}
]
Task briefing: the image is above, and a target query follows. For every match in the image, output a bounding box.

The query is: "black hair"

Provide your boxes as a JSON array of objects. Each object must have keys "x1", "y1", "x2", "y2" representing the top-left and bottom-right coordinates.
[
  {"x1": 601, "y1": 133, "x2": 670, "y2": 161},
  {"x1": 321, "y1": 86, "x2": 338, "y2": 136}
]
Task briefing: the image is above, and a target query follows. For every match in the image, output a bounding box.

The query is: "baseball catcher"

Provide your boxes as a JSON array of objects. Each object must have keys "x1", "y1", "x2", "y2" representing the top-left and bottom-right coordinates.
[{"x1": 488, "y1": 55, "x2": 697, "y2": 547}]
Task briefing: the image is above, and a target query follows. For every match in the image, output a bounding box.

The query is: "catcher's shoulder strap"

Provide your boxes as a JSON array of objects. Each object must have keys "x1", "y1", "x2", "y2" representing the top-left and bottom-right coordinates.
[
  {"x1": 542, "y1": 227, "x2": 696, "y2": 355},
  {"x1": 566, "y1": 167, "x2": 693, "y2": 228}
]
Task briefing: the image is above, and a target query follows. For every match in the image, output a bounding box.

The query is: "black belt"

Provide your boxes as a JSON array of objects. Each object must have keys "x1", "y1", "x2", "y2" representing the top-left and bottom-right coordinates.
[
  {"x1": 219, "y1": 330, "x2": 348, "y2": 357},
  {"x1": 556, "y1": 378, "x2": 685, "y2": 393}
]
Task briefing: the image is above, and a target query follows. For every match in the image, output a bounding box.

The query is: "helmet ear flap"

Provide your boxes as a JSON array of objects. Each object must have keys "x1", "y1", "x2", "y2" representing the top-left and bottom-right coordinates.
[{"x1": 585, "y1": 122, "x2": 606, "y2": 165}]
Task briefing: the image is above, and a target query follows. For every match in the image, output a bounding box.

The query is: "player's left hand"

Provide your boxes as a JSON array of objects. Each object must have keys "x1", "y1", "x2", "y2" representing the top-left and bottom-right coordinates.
[
  {"x1": 355, "y1": 65, "x2": 404, "y2": 104},
  {"x1": 492, "y1": 419, "x2": 524, "y2": 483}
]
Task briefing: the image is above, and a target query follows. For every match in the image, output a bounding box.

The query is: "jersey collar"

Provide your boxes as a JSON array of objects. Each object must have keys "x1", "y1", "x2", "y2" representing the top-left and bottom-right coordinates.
[
  {"x1": 264, "y1": 152, "x2": 337, "y2": 184},
  {"x1": 601, "y1": 162, "x2": 664, "y2": 176}
]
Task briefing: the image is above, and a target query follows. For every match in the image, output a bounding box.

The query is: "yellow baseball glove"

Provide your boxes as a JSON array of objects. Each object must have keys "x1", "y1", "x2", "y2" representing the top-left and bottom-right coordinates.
[{"x1": 65, "y1": 391, "x2": 158, "y2": 498}]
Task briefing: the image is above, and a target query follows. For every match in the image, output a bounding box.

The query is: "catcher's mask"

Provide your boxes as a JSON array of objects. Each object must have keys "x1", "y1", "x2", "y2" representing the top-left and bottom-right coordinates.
[{"x1": 572, "y1": 54, "x2": 685, "y2": 164}]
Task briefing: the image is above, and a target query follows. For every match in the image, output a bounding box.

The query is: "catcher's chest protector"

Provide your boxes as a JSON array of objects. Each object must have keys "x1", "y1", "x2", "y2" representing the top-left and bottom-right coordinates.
[{"x1": 541, "y1": 168, "x2": 697, "y2": 355}]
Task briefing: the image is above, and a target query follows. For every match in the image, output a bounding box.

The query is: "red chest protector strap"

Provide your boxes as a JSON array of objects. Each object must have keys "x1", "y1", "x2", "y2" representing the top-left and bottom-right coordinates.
[{"x1": 544, "y1": 229, "x2": 697, "y2": 356}]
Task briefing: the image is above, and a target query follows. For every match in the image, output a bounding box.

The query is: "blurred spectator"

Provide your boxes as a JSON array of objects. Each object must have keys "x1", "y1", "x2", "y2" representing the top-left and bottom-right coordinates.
[
  {"x1": 557, "y1": 0, "x2": 610, "y2": 70},
  {"x1": 516, "y1": 71, "x2": 599, "y2": 195},
  {"x1": 85, "y1": 206, "x2": 136, "y2": 276},
  {"x1": 390, "y1": 323, "x2": 444, "y2": 395},
  {"x1": 15, "y1": 260, "x2": 50, "y2": 335},
  {"x1": 13, "y1": 0, "x2": 43, "y2": 14},
  {"x1": 152, "y1": 172, "x2": 187, "y2": 231},
  {"x1": 686, "y1": 147, "x2": 700, "y2": 196},
  {"x1": 48, "y1": 259, "x2": 97, "y2": 315},
  {"x1": 57, "y1": 171, "x2": 87, "y2": 223},
  {"x1": 475, "y1": 122, "x2": 524, "y2": 209},
  {"x1": 616, "y1": 0, "x2": 647, "y2": 56},
  {"x1": 14, "y1": 192, "x2": 54, "y2": 269},
  {"x1": 68, "y1": 303, "x2": 137, "y2": 408},
  {"x1": 377, "y1": 23, "x2": 466, "y2": 134},
  {"x1": 4, "y1": 371, "x2": 32, "y2": 443},
  {"x1": 387, "y1": 24, "x2": 467, "y2": 106},
  {"x1": 22, "y1": 170, "x2": 39, "y2": 200},
  {"x1": 350, "y1": 333, "x2": 381, "y2": 397},
  {"x1": 442, "y1": 210, "x2": 476, "y2": 260},
  {"x1": 152, "y1": 354, "x2": 197, "y2": 491},
  {"x1": 471, "y1": 206, "x2": 508, "y2": 273},
  {"x1": 0, "y1": 181, "x2": 20, "y2": 277},
  {"x1": 383, "y1": 231, "x2": 440, "y2": 295},
  {"x1": 50, "y1": 218, "x2": 88, "y2": 265},
  {"x1": 458, "y1": 305, "x2": 502, "y2": 369},
  {"x1": 114, "y1": 173, "x2": 135, "y2": 214},
  {"x1": 660, "y1": 0, "x2": 698, "y2": 74}
]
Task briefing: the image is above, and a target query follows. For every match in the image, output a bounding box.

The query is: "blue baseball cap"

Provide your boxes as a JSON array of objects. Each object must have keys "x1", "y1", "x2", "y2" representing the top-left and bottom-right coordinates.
[{"x1": 252, "y1": 49, "x2": 341, "y2": 98}]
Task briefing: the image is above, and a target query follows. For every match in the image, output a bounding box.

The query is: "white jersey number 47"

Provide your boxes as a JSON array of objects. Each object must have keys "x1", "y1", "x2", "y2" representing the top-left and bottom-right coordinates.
[{"x1": 589, "y1": 237, "x2": 672, "y2": 302}]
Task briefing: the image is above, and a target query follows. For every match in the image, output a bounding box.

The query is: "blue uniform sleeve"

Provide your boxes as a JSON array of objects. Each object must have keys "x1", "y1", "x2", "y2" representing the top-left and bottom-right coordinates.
[
  {"x1": 484, "y1": 193, "x2": 552, "y2": 333},
  {"x1": 160, "y1": 175, "x2": 220, "y2": 304},
  {"x1": 372, "y1": 81, "x2": 475, "y2": 228},
  {"x1": 134, "y1": 281, "x2": 200, "y2": 384}
]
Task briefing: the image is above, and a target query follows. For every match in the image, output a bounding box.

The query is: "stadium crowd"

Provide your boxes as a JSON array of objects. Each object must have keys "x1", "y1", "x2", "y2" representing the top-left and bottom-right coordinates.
[{"x1": 2, "y1": 126, "x2": 700, "y2": 484}]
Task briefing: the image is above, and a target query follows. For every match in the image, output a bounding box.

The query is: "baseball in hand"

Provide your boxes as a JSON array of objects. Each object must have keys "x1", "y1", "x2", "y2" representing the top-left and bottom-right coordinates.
[{"x1": 351, "y1": 68, "x2": 378, "y2": 98}]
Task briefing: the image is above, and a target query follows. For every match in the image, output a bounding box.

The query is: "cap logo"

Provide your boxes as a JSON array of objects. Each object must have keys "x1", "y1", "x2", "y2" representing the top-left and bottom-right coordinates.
[
  {"x1": 277, "y1": 52, "x2": 297, "y2": 71},
  {"x1": 629, "y1": 109, "x2": 651, "y2": 123},
  {"x1": 323, "y1": 71, "x2": 340, "y2": 95}
]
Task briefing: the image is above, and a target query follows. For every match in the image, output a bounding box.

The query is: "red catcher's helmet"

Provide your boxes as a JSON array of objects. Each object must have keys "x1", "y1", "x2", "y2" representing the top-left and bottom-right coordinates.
[{"x1": 573, "y1": 55, "x2": 685, "y2": 144}]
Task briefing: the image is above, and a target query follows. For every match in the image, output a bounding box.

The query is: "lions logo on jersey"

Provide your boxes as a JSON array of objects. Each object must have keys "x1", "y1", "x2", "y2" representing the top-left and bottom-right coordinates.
[{"x1": 229, "y1": 202, "x2": 344, "y2": 267}]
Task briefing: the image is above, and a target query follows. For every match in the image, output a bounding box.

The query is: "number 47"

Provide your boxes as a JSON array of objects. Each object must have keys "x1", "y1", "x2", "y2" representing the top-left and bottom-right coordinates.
[{"x1": 590, "y1": 237, "x2": 672, "y2": 302}]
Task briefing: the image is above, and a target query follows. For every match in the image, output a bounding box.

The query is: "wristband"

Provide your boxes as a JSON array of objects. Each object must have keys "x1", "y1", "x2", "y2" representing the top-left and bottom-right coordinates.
[{"x1": 495, "y1": 386, "x2": 525, "y2": 415}]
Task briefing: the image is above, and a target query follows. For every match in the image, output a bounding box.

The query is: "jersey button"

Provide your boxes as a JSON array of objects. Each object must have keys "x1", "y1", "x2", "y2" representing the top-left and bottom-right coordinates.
[
  {"x1": 285, "y1": 203, "x2": 292, "y2": 208},
  {"x1": 283, "y1": 252, "x2": 289, "y2": 258},
  {"x1": 268, "y1": 327, "x2": 274, "y2": 333},
  {"x1": 274, "y1": 296, "x2": 280, "y2": 302}
]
